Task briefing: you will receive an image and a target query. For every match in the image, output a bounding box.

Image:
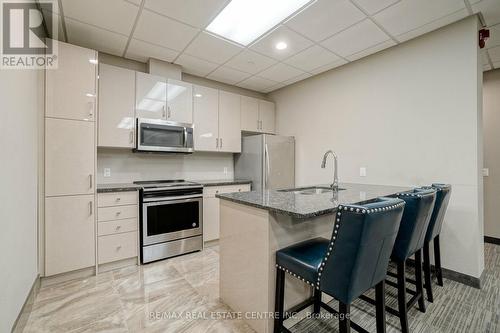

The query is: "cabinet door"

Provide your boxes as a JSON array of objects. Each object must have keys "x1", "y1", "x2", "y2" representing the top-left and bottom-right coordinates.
[
  {"x1": 218, "y1": 91, "x2": 241, "y2": 153},
  {"x1": 167, "y1": 79, "x2": 193, "y2": 124},
  {"x1": 241, "y1": 96, "x2": 259, "y2": 132},
  {"x1": 45, "y1": 118, "x2": 95, "y2": 196},
  {"x1": 203, "y1": 197, "x2": 220, "y2": 242},
  {"x1": 98, "y1": 64, "x2": 136, "y2": 148},
  {"x1": 46, "y1": 41, "x2": 97, "y2": 121},
  {"x1": 45, "y1": 195, "x2": 96, "y2": 276},
  {"x1": 135, "y1": 72, "x2": 166, "y2": 120},
  {"x1": 259, "y1": 100, "x2": 276, "y2": 134},
  {"x1": 193, "y1": 85, "x2": 219, "y2": 152}
]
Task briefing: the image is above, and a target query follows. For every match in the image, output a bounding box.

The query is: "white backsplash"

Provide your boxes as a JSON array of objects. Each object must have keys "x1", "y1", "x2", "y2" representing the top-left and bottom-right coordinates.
[{"x1": 97, "y1": 148, "x2": 234, "y2": 184}]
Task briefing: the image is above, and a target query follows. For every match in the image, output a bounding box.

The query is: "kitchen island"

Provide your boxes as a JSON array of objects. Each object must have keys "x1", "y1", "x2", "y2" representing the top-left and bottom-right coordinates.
[{"x1": 216, "y1": 183, "x2": 410, "y2": 333}]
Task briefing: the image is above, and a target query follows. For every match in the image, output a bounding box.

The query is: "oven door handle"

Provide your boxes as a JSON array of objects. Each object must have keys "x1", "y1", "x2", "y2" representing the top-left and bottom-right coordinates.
[{"x1": 143, "y1": 194, "x2": 202, "y2": 203}]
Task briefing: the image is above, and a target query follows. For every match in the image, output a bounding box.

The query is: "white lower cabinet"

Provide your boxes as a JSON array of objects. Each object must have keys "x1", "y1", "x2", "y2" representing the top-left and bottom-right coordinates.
[
  {"x1": 97, "y1": 191, "x2": 139, "y2": 265},
  {"x1": 45, "y1": 195, "x2": 96, "y2": 276},
  {"x1": 203, "y1": 184, "x2": 251, "y2": 242}
]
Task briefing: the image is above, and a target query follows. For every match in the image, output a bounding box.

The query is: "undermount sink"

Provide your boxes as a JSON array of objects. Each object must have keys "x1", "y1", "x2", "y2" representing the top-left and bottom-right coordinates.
[{"x1": 278, "y1": 186, "x2": 345, "y2": 195}]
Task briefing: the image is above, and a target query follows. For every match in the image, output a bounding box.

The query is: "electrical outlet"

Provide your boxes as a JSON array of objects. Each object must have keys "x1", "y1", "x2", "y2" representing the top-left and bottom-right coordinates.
[
  {"x1": 483, "y1": 168, "x2": 489, "y2": 177},
  {"x1": 360, "y1": 167, "x2": 367, "y2": 177},
  {"x1": 104, "y1": 168, "x2": 111, "y2": 177}
]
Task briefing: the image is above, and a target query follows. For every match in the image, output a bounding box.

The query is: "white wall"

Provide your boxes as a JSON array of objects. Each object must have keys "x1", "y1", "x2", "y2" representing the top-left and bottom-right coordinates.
[
  {"x1": 483, "y1": 69, "x2": 500, "y2": 239},
  {"x1": 270, "y1": 17, "x2": 484, "y2": 278},
  {"x1": 97, "y1": 149, "x2": 234, "y2": 184},
  {"x1": 0, "y1": 69, "x2": 42, "y2": 331}
]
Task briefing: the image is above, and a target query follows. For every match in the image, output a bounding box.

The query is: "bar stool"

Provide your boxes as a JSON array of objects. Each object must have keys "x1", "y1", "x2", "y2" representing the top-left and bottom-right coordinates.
[
  {"x1": 386, "y1": 189, "x2": 436, "y2": 333},
  {"x1": 274, "y1": 197, "x2": 405, "y2": 333},
  {"x1": 420, "y1": 184, "x2": 452, "y2": 302}
]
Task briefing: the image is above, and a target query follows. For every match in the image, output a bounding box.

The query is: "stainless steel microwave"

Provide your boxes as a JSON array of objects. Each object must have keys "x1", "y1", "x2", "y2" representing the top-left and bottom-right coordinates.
[{"x1": 136, "y1": 118, "x2": 194, "y2": 153}]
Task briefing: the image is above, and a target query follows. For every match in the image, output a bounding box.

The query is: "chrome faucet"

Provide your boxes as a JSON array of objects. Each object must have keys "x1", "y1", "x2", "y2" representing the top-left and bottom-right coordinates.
[{"x1": 321, "y1": 150, "x2": 339, "y2": 190}]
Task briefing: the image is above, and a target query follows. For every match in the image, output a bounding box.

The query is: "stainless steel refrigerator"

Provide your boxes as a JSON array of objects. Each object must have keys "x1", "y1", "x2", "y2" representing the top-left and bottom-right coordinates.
[{"x1": 234, "y1": 134, "x2": 295, "y2": 191}]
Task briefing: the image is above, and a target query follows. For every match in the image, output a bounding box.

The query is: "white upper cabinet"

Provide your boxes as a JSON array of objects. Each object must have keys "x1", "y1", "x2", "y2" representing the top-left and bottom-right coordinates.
[
  {"x1": 218, "y1": 91, "x2": 241, "y2": 153},
  {"x1": 259, "y1": 100, "x2": 276, "y2": 134},
  {"x1": 167, "y1": 79, "x2": 193, "y2": 124},
  {"x1": 46, "y1": 41, "x2": 97, "y2": 121},
  {"x1": 193, "y1": 85, "x2": 219, "y2": 152},
  {"x1": 135, "y1": 72, "x2": 166, "y2": 120},
  {"x1": 241, "y1": 96, "x2": 259, "y2": 132},
  {"x1": 98, "y1": 64, "x2": 136, "y2": 148}
]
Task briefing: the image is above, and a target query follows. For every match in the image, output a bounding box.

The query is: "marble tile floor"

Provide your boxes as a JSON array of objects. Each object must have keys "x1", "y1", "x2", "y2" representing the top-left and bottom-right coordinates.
[{"x1": 22, "y1": 243, "x2": 500, "y2": 333}]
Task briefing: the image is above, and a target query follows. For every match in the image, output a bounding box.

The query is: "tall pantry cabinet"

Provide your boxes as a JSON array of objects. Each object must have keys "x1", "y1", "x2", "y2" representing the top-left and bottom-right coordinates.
[{"x1": 44, "y1": 41, "x2": 98, "y2": 276}]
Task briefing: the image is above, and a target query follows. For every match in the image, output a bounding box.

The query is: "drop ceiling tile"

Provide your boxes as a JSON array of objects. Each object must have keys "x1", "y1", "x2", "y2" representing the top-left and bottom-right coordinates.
[
  {"x1": 61, "y1": 0, "x2": 139, "y2": 35},
  {"x1": 347, "y1": 39, "x2": 396, "y2": 61},
  {"x1": 250, "y1": 25, "x2": 313, "y2": 61},
  {"x1": 483, "y1": 63, "x2": 492, "y2": 71},
  {"x1": 237, "y1": 76, "x2": 279, "y2": 92},
  {"x1": 65, "y1": 18, "x2": 128, "y2": 56},
  {"x1": 175, "y1": 54, "x2": 220, "y2": 76},
  {"x1": 126, "y1": 39, "x2": 179, "y2": 63},
  {"x1": 373, "y1": 0, "x2": 466, "y2": 37},
  {"x1": 488, "y1": 45, "x2": 500, "y2": 63},
  {"x1": 225, "y1": 50, "x2": 277, "y2": 74},
  {"x1": 184, "y1": 32, "x2": 243, "y2": 64},
  {"x1": 285, "y1": 0, "x2": 365, "y2": 42},
  {"x1": 309, "y1": 59, "x2": 348, "y2": 75},
  {"x1": 396, "y1": 9, "x2": 468, "y2": 43},
  {"x1": 494, "y1": 61, "x2": 500, "y2": 69},
  {"x1": 487, "y1": 24, "x2": 500, "y2": 49},
  {"x1": 258, "y1": 63, "x2": 306, "y2": 82},
  {"x1": 144, "y1": 0, "x2": 228, "y2": 28},
  {"x1": 207, "y1": 66, "x2": 252, "y2": 85},
  {"x1": 285, "y1": 45, "x2": 342, "y2": 72},
  {"x1": 472, "y1": 0, "x2": 500, "y2": 26},
  {"x1": 351, "y1": 0, "x2": 400, "y2": 15},
  {"x1": 134, "y1": 9, "x2": 199, "y2": 51},
  {"x1": 282, "y1": 72, "x2": 312, "y2": 85},
  {"x1": 262, "y1": 83, "x2": 286, "y2": 93},
  {"x1": 321, "y1": 19, "x2": 390, "y2": 58}
]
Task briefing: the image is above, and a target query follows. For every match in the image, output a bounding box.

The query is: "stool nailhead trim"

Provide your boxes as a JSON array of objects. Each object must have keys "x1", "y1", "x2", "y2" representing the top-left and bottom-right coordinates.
[{"x1": 275, "y1": 201, "x2": 404, "y2": 291}]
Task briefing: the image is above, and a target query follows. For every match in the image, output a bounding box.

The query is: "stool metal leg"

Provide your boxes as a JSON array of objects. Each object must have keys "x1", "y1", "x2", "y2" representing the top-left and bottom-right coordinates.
[
  {"x1": 397, "y1": 260, "x2": 409, "y2": 333},
  {"x1": 274, "y1": 269, "x2": 285, "y2": 333},
  {"x1": 423, "y1": 241, "x2": 434, "y2": 302},
  {"x1": 313, "y1": 289, "x2": 321, "y2": 314},
  {"x1": 415, "y1": 249, "x2": 426, "y2": 313},
  {"x1": 434, "y1": 236, "x2": 444, "y2": 286},
  {"x1": 375, "y1": 281, "x2": 386, "y2": 333},
  {"x1": 339, "y1": 302, "x2": 351, "y2": 333}
]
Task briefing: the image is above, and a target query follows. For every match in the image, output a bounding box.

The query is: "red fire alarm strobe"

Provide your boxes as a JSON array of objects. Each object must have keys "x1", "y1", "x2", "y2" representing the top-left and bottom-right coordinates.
[{"x1": 479, "y1": 28, "x2": 490, "y2": 49}]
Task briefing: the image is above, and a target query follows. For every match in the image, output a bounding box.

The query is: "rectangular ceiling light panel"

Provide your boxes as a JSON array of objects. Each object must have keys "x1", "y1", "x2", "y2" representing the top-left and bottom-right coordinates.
[{"x1": 206, "y1": 0, "x2": 313, "y2": 46}]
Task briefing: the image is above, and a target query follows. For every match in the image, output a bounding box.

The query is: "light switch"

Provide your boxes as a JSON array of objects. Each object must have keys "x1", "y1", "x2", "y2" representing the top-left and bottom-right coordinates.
[
  {"x1": 483, "y1": 168, "x2": 489, "y2": 177},
  {"x1": 360, "y1": 167, "x2": 367, "y2": 177},
  {"x1": 104, "y1": 168, "x2": 111, "y2": 177}
]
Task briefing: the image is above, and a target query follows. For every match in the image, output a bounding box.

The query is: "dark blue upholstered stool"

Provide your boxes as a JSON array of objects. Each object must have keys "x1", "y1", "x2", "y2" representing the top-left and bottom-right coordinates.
[
  {"x1": 381, "y1": 188, "x2": 436, "y2": 333},
  {"x1": 274, "y1": 197, "x2": 405, "y2": 333},
  {"x1": 420, "y1": 184, "x2": 451, "y2": 302}
]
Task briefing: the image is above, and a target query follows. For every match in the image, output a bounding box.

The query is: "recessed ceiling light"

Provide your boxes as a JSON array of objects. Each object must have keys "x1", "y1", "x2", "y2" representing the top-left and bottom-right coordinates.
[
  {"x1": 275, "y1": 42, "x2": 287, "y2": 50},
  {"x1": 206, "y1": 0, "x2": 313, "y2": 46},
  {"x1": 195, "y1": 93, "x2": 203, "y2": 98}
]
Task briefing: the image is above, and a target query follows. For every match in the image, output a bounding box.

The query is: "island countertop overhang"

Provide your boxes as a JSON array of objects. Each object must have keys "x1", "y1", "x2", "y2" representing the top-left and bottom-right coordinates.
[{"x1": 216, "y1": 183, "x2": 411, "y2": 219}]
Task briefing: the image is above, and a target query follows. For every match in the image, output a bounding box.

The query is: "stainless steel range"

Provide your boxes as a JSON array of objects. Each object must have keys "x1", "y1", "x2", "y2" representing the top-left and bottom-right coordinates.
[{"x1": 134, "y1": 179, "x2": 203, "y2": 263}]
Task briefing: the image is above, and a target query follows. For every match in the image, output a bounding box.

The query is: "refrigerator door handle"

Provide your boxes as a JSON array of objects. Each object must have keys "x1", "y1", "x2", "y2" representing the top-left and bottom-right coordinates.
[{"x1": 265, "y1": 143, "x2": 270, "y2": 189}]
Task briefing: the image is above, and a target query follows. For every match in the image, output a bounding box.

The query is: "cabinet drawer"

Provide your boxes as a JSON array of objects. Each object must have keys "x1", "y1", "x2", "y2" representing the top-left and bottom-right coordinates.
[
  {"x1": 98, "y1": 218, "x2": 137, "y2": 236},
  {"x1": 98, "y1": 192, "x2": 138, "y2": 207},
  {"x1": 203, "y1": 184, "x2": 251, "y2": 197},
  {"x1": 98, "y1": 232, "x2": 137, "y2": 264},
  {"x1": 98, "y1": 205, "x2": 137, "y2": 222}
]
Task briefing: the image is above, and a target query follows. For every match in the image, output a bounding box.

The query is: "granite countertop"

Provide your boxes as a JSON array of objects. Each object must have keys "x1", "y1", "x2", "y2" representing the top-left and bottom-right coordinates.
[
  {"x1": 216, "y1": 183, "x2": 411, "y2": 219},
  {"x1": 97, "y1": 183, "x2": 143, "y2": 193},
  {"x1": 191, "y1": 179, "x2": 252, "y2": 187}
]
